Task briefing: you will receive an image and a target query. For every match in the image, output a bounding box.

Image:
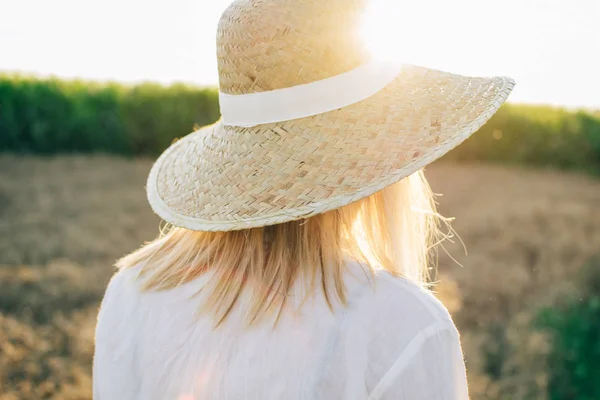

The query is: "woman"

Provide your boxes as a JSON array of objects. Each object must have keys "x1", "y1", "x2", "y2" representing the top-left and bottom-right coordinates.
[{"x1": 93, "y1": 0, "x2": 514, "y2": 398}]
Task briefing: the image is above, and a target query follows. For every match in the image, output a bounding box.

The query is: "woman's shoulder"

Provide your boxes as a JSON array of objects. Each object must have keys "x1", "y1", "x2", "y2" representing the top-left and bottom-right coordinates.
[
  {"x1": 347, "y1": 264, "x2": 456, "y2": 334},
  {"x1": 95, "y1": 267, "x2": 145, "y2": 358},
  {"x1": 102, "y1": 265, "x2": 142, "y2": 302},
  {"x1": 96, "y1": 265, "x2": 155, "y2": 333},
  {"x1": 378, "y1": 271, "x2": 453, "y2": 323}
]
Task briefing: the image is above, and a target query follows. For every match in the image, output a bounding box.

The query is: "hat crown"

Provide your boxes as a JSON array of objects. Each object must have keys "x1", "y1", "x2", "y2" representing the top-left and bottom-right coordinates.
[{"x1": 217, "y1": 0, "x2": 370, "y2": 95}]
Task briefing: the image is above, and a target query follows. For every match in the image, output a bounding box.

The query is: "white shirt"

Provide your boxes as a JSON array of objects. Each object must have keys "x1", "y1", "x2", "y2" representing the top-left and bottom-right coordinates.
[{"x1": 93, "y1": 262, "x2": 469, "y2": 399}]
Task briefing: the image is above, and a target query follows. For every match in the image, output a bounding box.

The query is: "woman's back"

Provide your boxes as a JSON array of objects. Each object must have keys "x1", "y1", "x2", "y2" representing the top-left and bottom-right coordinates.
[{"x1": 93, "y1": 262, "x2": 467, "y2": 399}]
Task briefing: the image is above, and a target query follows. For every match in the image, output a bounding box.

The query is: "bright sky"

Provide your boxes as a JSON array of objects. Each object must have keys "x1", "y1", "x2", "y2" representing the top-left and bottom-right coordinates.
[{"x1": 1, "y1": 0, "x2": 599, "y2": 108}]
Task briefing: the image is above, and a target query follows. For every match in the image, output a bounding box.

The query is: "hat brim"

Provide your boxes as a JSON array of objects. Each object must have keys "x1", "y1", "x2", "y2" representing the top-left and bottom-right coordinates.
[{"x1": 147, "y1": 65, "x2": 514, "y2": 231}]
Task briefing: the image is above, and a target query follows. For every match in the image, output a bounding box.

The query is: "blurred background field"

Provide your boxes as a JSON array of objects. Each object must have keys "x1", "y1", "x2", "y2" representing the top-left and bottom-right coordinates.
[{"x1": 2, "y1": 0, "x2": 600, "y2": 398}]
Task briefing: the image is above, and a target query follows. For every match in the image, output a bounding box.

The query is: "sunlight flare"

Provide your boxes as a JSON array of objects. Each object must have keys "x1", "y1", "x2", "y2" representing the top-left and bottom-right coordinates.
[
  {"x1": 360, "y1": 0, "x2": 413, "y2": 64},
  {"x1": 360, "y1": 0, "x2": 452, "y2": 68}
]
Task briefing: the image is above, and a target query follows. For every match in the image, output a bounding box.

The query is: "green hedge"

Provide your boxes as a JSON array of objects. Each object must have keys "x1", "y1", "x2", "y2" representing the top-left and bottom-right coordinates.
[
  {"x1": 443, "y1": 104, "x2": 600, "y2": 174},
  {"x1": 0, "y1": 75, "x2": 220, "y2": 155},
  {"x1": 1, "y1": 75, "x2": 600, "y2": 174},
  {"x1": 536, "y1": 258, "x2": 600, "y2": 400}
]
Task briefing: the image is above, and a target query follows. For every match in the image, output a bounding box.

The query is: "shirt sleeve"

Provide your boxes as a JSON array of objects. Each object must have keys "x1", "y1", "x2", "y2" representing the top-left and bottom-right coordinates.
[
  {"x1": 368, "y1": 321, "x2": 469, "y2": 400},
  {"x1": 93, "y1": 270, "x2": 139, "y2": 399}
]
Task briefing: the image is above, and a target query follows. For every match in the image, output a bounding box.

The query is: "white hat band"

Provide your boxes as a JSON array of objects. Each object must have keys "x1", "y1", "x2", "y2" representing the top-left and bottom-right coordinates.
[{"x1": 219, "y1": 60, "x2": 403, "y2": 128}]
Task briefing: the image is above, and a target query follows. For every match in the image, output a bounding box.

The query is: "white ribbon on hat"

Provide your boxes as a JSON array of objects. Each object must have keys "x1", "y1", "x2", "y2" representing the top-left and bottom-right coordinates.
[{"x1": 219, "y1": 60, "x2": 403, "y2": 128}]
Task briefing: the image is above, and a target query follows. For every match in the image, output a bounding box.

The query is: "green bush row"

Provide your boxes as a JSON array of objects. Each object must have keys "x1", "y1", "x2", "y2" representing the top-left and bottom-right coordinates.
[
  {"x1": 0, "y1": 75, "x2": 220, "y2": 155},
  {"x1": 1, "y1": 75, "x2": 600, "y2": 173},
  {"x1": 443, "y1": 104, "x2": 600, "y2": 174},
  {"x1": 536, "y1": 258, "x2": 600, "y2": 400}
]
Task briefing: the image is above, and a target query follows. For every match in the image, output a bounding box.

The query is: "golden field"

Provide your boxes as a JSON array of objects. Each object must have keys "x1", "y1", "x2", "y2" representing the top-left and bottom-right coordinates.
[{"x1": 0, "y1": 155, "x2": 599, "y2": 399}]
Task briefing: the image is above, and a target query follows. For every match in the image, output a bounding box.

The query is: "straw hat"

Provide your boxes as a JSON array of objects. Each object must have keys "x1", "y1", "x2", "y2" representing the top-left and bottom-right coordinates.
[{"x1": 147, "y1": 0, "x2": 515, "y2": 232}]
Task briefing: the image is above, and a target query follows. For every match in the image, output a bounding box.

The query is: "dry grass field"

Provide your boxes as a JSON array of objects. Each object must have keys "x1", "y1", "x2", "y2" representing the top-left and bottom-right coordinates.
[{"x1": 1, "y1": 154, "x2": 599, "y2": 399}]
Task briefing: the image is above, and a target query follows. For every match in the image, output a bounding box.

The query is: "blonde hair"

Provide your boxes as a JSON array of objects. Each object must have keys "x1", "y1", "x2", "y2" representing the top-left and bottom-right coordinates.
[{"x1": 118, "y1": 170, "x2": 444, "y2": 326}]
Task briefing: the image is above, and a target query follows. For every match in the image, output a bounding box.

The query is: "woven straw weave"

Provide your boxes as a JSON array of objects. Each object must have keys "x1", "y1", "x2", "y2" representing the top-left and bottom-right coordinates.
[
  {"x1": 217, "y1": 0, "x2": 369, "y2": 94},
  {"x1": 146, "y1": 0, "x2": 515, "y2": 231}
]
